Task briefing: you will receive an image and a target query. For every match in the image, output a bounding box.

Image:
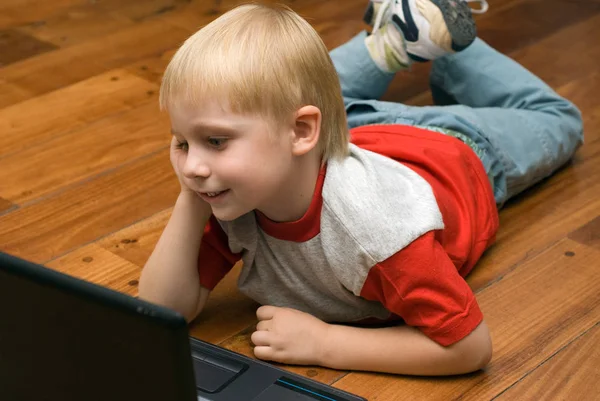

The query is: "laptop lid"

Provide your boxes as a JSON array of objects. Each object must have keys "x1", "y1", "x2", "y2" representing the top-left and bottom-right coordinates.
[{"x1": 0, "y1": 251, "x2": 198, "y2": 401}]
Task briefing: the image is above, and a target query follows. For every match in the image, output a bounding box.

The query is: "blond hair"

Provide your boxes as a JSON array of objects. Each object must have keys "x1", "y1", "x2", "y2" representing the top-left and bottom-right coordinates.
[{"x1": 160, "y1": 3, "x2": 349, "y2": 160}]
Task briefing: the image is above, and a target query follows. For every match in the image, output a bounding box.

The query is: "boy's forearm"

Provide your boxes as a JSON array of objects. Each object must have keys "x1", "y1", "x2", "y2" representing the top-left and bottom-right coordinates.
[
  {"x1": 320, "y1": 321, "x2": 492, "y2": 376},
  {"x1": 139, "y1": 192, "x2": 211, "y2": 320}
]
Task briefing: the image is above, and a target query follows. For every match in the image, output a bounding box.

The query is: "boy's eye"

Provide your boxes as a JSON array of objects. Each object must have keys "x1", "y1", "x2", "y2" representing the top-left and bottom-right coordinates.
[
  {"x1": 207, "y1": 137, "x2": 228, "y2": 148},
  {"x1": 175, "y1": 140, "x2": 189, "y2": 151}
]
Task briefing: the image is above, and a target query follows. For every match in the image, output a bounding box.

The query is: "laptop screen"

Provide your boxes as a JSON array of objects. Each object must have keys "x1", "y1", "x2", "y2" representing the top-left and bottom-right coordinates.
[{"x1": 0, "y1": 252, "x2": 198, "y2": 401}]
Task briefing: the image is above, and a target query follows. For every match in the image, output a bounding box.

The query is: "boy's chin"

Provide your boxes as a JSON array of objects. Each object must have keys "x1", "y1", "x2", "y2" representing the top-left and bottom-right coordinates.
[{"x1": 211, "y1": 207, "x2": 249, "y2": 222}]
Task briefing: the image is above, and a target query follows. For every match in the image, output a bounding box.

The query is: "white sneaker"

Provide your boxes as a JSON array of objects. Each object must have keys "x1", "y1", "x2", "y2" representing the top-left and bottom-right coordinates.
[{"x1": 364, "y1": 0, "x2": 484, "y2": 62}]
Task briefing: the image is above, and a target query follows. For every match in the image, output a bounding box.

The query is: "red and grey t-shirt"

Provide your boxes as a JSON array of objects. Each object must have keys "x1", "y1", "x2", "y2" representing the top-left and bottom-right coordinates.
[{"x1": 197, "y1": 124, "x2": 499, "y2": 346}]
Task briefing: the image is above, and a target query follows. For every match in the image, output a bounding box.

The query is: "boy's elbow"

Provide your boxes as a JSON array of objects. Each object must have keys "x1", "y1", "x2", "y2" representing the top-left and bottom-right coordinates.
[
  {"x1": 465, "y1": 321, "x2": 493, "y2": 372},
  {"x1": 471, "y1": 337, "x2": 493, "y2": 371},
  {"x1": 452, "y1": 321, "x2": 493, "y2": 373}
]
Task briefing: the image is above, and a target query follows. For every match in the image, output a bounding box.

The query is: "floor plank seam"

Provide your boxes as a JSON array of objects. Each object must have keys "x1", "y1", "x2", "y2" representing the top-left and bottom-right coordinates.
[
  {"x1": 489, "y1": 320, "x2": 600, "y2": 400},
  {"x1": 12, "y1": 144, "x2": 169, "y2": 213},
  {"x1": 41, "y1": 203, "x2": 174, "y2": 266},
  {"x1": 474, "y1": 239, "x2": 563, "y2": 294},
  {"x1": 0, "y1": 95, "x2": 158, "y2": 162},
  {"x1": 328, "y1": 371, "x2": 352, "y2": 387},
  {"x1": 0, "y1": 204, "x2": 19, "y2": 217}
]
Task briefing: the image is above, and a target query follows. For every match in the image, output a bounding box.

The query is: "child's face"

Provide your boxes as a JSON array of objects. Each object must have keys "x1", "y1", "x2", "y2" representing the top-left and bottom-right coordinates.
[{"x1": 168, "y1": 100, "x2": 297, "y2": 221}]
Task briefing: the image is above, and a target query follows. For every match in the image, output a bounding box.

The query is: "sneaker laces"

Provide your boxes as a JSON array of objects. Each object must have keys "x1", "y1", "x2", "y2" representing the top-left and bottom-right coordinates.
[{"x1": 372, "y1": 0, "x2": 489, "y2": 33}]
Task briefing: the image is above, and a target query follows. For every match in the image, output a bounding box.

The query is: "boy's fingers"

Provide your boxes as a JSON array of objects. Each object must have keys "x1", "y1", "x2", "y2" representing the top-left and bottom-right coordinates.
[
  {"x1": 253, "y1": 346, "x2": 275, "y2": 361},
  {"x1": 256, "y1": 320, "x2": 270, "y2": 331},
  {"x1": 250, "y1": 330, "x2": 271, "y2": 347},
  {"x1": 256, "y1": 305, "x2": 277, "y2": 320}
]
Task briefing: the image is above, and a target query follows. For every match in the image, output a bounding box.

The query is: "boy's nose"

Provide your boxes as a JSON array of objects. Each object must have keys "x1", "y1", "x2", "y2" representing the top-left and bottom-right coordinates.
[{"x1": 182, "y1": 152, "x2": 211, "y2": 179}]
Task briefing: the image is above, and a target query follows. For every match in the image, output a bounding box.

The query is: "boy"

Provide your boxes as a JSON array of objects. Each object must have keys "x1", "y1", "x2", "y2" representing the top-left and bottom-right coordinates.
[{"x1": 139, "y1": 0, "x2": 583, "y2": 376}]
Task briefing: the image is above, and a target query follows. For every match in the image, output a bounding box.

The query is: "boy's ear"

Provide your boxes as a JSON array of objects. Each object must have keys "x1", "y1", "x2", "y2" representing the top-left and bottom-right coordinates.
[{"x1": 291, "y1": 105, "x2": 321, "y2": 156}]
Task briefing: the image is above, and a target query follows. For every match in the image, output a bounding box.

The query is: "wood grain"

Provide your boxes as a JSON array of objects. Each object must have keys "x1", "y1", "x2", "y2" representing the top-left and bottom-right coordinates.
[
  {"x1": 0, "y1": 19, "x2": 189, "y2": 107},
  {"x1": 569, "y1": 216, "x2": 600, "y2": 250},
  {"x1": 0, "y1": 29, "x2": 57, "y2": 66},
  {"x1": 16, "y1": 5, "x2": 133, "y2": 48},
  {"x1": 125, "y1": 50, "x2": 175, "y2": 85},
  {"x1": 0, "y1": 77, "x2": 34, "y2": 106},
  {"x1": 0, "y1": 101, "x2": 169, "y2": 204},
  {"x1": 0, "y1": 150, "x2": 179, "y2": 264},
  {"x1": 46, "y1": 244, "x2": 142, "y2": 296},
  {"x1": 98, "y1": 208, "x2": 172, "y2": 268},
  {"x1": 0, "y1": 69, "x2": 158, "y2": 158},
  {"x1": 0, "y1": 0, "x2": 84, "y2": 29},
  {"x1": 0, "y1": 197, "x2": 16, "y2": 214},
  {"x1": 494, "y1": 322, "x2": 600, "y2": 401},
  {"x1": 510, "y1": 13, "x2": 600, "y2": 90}
]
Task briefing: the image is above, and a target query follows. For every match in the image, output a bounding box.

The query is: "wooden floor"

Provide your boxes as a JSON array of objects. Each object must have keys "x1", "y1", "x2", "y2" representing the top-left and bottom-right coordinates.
[{"x1": 1, "y1": 0, "x2": 599, "y2": 399}]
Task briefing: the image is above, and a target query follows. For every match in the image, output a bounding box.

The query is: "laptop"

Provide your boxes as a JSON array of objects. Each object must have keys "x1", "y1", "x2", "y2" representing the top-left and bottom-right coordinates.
[{"x1": 0, "y1": 251, "x2": 367, "y2": 401}]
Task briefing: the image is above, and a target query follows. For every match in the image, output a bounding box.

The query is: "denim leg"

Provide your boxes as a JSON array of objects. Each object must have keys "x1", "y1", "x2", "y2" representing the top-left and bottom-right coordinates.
[
  {"x1": 329, "y1": 31, "x2": 395, "y2": 104},
  {"x1": 429, "y1": 39, "x2": 584, "y2": 202}
]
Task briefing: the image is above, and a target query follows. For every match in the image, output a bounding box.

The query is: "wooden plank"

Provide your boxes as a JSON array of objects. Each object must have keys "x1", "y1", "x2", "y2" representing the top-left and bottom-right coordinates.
[
  {"x1": 46, "y1": 244, "x2": 141, "y2": 296},
  {"x1": 0, "y1": 69, "x2": 158, "y2": 157},
  {"x1": 0, "y1": 29, "x2": 57, "y2": 66},
  {"x1": 0, "y1": 0, "x2": 85, "y2": 29},
  {"x1": 98, "y1": 208, "x2": 172, "y2": 268},
  {"x1": 478, "y1": 0, "x2": 600, "y2": 55},
  {"x1": 0, "y1": 18, "x2": 189, "y2": 108},
  {"x1": 559, "y1": 71, "x2": 600, "y2": 142},
  {"x1": 97, "y1": 0, "x2": 190, "y2": 22},
  {"x1": 0, "y1": 197, "x2": 16, "y2": 214},
  {"x1": 16, "y1": 6, "x2": 133, "y2": 48},
  {"x1": 509, "y1": 14, "x2": 600, "y2": 90},
  {"x1": 494, "y1": 323, "x2": 600, "y2": 401},
  {"x1": 159, "y1": 7, "x2": 217, "y2": 32},
  {"x1": 124, "y1": 49, "x2": 175, "y2": 85},
  {"x1": 0, "y1": 100, "x2": 168, "y2": 204},
  {"x1": 333, "y1": 239, "x2": 600, "y2": 399},
  {"x1": 0, "y1": 149, "x2": 179, "y2": 264},
  {"x1": 0, "y1": 78, "x2": 35, "y2": 106},
  {"x1": 569, "y1": 216, "x2": 600, "y2": 250}
]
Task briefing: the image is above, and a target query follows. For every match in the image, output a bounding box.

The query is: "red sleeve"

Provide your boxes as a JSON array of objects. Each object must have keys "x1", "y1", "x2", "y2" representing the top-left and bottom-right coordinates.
[
  {"x1": 197, "y1": 216, "x2": 242, "y2": 290},
  {"x1": 360, "y1": 231, "x2": 483, "y2": 346}
]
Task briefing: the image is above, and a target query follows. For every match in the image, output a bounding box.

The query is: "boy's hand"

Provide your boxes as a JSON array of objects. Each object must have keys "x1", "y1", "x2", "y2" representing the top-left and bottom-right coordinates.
[
  {"x1": 169, "y1": 136, "x2": 195, "y2": 194},
  {"x1": 251, "y1": 306, "x2": 329, "y2": 366}
]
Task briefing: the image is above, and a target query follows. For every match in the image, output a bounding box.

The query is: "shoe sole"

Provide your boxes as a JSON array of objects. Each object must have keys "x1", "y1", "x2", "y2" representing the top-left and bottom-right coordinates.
[{"x1": 429, "y1": 0, "x2": 477, "y2": 51}]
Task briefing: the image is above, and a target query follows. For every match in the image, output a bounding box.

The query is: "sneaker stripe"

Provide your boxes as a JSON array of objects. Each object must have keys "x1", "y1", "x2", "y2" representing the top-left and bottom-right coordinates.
[{"x1": 401, "y1": 0, "x2": 419, "y2": 42}]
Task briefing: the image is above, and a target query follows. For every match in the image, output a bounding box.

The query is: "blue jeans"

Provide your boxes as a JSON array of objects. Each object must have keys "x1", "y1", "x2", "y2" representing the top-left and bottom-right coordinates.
[{"x1": 329, "y1": 32, "x2": 584, "y2": 207}]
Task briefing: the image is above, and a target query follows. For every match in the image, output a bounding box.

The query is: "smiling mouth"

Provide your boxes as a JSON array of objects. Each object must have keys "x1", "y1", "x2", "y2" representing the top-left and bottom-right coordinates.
[{"x1": 200, "y1": 189, "x2": 229, "y2": 198}]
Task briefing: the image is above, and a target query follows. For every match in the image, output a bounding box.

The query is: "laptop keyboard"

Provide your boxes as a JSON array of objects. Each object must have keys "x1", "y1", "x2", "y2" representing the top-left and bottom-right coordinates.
[{"x1": 192, "y1": 350, "x2": 247, "y2": 393}]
